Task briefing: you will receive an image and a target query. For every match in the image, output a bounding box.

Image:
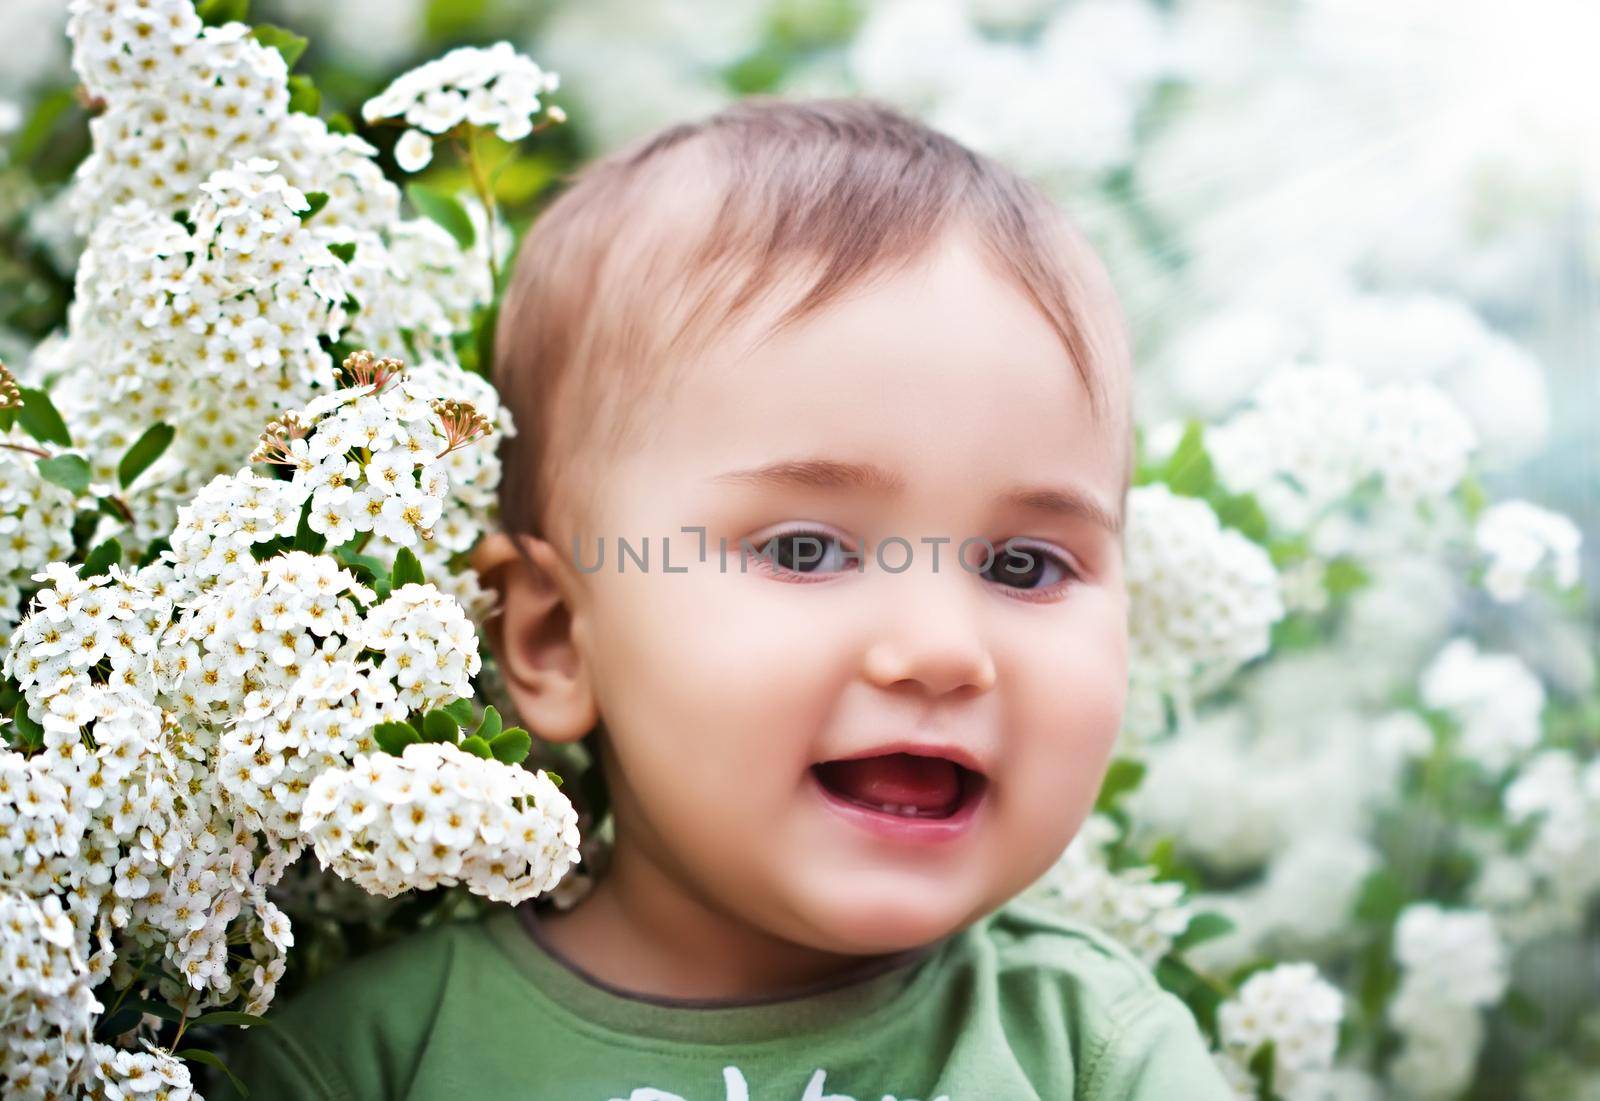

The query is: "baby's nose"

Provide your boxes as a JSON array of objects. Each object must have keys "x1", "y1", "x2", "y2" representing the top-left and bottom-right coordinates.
[{"x1": 859, "y1": 556, "x2": 997, "y2": 698}]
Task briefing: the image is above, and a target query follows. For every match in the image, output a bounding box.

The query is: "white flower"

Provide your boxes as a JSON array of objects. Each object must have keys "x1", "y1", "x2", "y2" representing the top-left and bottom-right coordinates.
[
  {"x1": 1391, "y1": 903, "x2": 1509, "y2": 1012},
  {"x1": 394, "y1": 128, "x2": 434, "y2": 172},
  {"x1": 301, "y1": 744, "x2": 582, "y2": 904},
  {"x1": 87, "y1": 1041, "x2": 195, "y2": 1100},
  {"x1": 361, "y1": 582, "x2": 481, "y2": 711},
  {"x1": 1420, "y1": 638, "x2": 1544, "y2": 774},
  {"x1": 0, "y1": 891, "x2": 97, "y2": 1097},
  {"x1": 1022, "y1": 815, "x2": 1194, "y2": 967},
  {"x1": 1474, "y1": 500, "x2": 1582, "y2": 603},
  {"x1": 1205, "y1": 364, "x2": 1475, "y2": 531},
  {"x1": 1123, "y1": 484, "x2": 1283, "y2": 727},
  {"x1": 1385, "y1": 904, "x2": 1508, "y2": 1098},
  {"x1": 1216, "y1": 963, "x2": 1343, "y2": 1101},
  {"x1": 362, "y1": 43, "x2": 561, "y2": 144}
]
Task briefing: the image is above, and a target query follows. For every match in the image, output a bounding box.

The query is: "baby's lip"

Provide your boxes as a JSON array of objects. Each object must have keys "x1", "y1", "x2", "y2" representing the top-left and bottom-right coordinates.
[{"x1": 813, "y1": 740, "x2": 990, "y2": 779}]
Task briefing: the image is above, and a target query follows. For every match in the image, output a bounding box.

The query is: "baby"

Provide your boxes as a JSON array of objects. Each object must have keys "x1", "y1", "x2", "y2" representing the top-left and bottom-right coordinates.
[{"x1": 223, "y1": 97, "x2": 1232, "y2": 1100}]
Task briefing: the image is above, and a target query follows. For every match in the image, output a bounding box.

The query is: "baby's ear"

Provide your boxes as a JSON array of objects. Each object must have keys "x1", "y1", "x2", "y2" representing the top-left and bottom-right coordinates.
[{"x1": 472, "y1": 532, "x2": 598, "y2": 745}]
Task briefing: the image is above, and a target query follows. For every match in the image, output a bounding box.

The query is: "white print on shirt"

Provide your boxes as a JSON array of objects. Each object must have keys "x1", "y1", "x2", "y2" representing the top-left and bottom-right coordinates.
[{"x1": 609, "y1": 1065, "x2": 951, "y2": 1101}]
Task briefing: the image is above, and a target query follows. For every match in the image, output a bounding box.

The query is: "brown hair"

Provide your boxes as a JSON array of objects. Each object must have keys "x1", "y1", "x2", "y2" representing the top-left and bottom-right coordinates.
[{"x1": 493, "y1": 95, "x2": 1134, "y2": 546}]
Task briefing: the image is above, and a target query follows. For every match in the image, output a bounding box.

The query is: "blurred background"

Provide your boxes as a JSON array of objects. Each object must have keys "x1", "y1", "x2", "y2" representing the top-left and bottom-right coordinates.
[{"x1": 5, "y1": 0, "x2": 1595, "y2": 575}]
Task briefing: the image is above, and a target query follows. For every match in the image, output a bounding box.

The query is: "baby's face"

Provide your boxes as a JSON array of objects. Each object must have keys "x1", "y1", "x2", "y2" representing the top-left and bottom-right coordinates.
[{"x1": 541, "y1": 227, "x2": 1127, "y2": 954}]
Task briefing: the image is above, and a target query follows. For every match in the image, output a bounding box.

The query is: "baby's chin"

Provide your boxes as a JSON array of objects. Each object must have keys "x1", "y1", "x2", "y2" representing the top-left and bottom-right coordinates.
[{"x1": 770, "y1": 865, "x2": 997, "y2": 957}]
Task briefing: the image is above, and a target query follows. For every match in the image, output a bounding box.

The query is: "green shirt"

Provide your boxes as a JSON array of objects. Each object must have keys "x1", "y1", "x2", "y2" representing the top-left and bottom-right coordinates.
[{"x1": 218, "y1": 898, "x2": 1233, "y2": 1100}]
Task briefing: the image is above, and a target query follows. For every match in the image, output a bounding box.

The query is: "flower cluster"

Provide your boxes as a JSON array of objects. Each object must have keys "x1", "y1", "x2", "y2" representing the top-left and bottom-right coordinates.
[
  {"x1": 302, "y1": 742, "x2": 582, "y2": 903},
  {"x1": 165, "y1": 552, "x2": 393, "y2": 837},
  {"x1": 1, "y1": 3, "x2": 578, "y2": 1093},
  {"x1": 1386, "y1": 904, "x2": 1509, "y2": 1099},
  {"x1": 361, "y1": 42, "x2": 564, "y2": 171},
  {"x1": 1419, "y1": 638, "x2": 1545, "y2": 774},
  {"x1": 1, "y1": 891, "x2": 98, "y2": 1098},
  {"x1": 1, "y1": 355, "x2": 575, "y2": 1093},
  {"x1": 1474, "y1": 750, "x2": 1600, "y2": 938},
  {"x1": 49, "y1": 157, "x2": 348, "y2": 542},
  {"x1": 84, "y1": 1043, "x2": 197, "y2": 1101},
  {"x1": 1, "y1": 405, "x2": 78, "y2": 651},
  {"x1": 233, "y1": 349, "x2": 506, "y2": 615},
  {"x1": 66, "y1": 1, "x2": 395, "y2": 233},
  {"x1": 1122, "y1": 484, "x2": 1284, "y2": 734},
  {"x1": 1213, "y1": 963, "x2": 1344, "y2": 1101},
  {"x1": 1205, "y1": 364, "x2": 1477, "y2": 533},
  {"x1": 49, "y1": 1, "x2": 505, "y2": 561},
  {"x1": 1022, "y1": 815, "x2": 1194, "y2": 967},
  {"x1": 1474, "y1": 499, "x2": 1583, "y2": 603}
]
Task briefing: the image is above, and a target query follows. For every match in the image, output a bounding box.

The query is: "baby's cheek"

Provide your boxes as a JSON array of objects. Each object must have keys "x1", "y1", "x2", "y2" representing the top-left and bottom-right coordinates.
[{"x1": 993, "y1": 657, "x2": 1126, "y2": 859}]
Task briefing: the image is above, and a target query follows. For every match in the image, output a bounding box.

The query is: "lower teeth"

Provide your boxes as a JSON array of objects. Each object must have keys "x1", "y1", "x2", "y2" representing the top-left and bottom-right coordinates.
[{"x1": 846, "y1": 797, "x2": 956, "y2": 819}]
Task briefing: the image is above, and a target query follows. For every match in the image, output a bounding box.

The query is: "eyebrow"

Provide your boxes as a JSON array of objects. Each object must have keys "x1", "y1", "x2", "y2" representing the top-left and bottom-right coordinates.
[{"x1": 710, "y1": 457, "x2": 1124, "y2": 536}]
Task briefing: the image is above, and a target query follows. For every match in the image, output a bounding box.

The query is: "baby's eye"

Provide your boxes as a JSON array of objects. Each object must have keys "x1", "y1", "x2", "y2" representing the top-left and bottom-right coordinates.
[
  {"x1": 746, "y1": 528, "x2": 860, "y2": 578},
  {"x1": 980, "y1": 539, "x2": 1080, "y2": 598}
]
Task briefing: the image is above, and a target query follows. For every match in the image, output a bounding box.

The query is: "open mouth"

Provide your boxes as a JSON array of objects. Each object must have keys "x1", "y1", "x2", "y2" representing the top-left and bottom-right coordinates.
[{"x1": 809, "y1": 752, "x2": 988, "y2": 821}]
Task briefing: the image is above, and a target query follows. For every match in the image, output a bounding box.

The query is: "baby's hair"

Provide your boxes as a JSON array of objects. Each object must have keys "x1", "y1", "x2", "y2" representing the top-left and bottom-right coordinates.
[{"x1": 493, "y1": 95, "x2": 1133, "y2": 545}]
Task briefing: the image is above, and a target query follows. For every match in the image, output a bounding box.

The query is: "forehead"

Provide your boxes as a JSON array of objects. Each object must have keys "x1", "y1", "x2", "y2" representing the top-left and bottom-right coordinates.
[{"x1": 606, "y1": 228, "x2": 1128, "y2": 528}]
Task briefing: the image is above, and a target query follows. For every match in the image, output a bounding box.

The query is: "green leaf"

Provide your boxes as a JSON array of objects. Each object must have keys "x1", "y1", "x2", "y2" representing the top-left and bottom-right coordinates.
[
  {"x1": 1162, "y1": 419, "x2": 1215, "y2": 498},
  {"x1": 81, "y1": 538, "x2": 122, "y2": 579},
  {"x1": 407, "y1": 183, "x2": 476, "y2": 251},
  {"x1": 391, "y1": 546, "x2": 425, "y2": 589},
  {"x1": 459, "y1": 735, "x2": 493, "y2": 760},
  {"x1": 473, "y1": 705, "x2": 503, "y2": 742},
  {"x1": 37, "y1": 454, "x2": 91, "y2": 496},
  {"x1": 251, "y1": 24, "x2": 307, "y2": 69},
  {"x1": 425, "y1": 0, "x2": 491, "y2": 38},
  {"x1": 174, "y1": 1049, "x2": 248, "y2": 1097},
  {"x1": 372, "y1": 721, "x2": 421, "y2": 756},
  {"x1": 489, "y1": 727, "x2": 531, "y2": 764},
  {"x1": 328, "y1": 241, "x2": 356, "y2": 263},
  {"x1": 287, "y1": 74, "x2": 320, "y2": 116},
  {"x1": 293, "y1": 501, "x2": 326, "y2": 554},
  {"x1": 1172, "y1": 911, "x2": 1236, "y2": 953},
  {"x1": 298, "y1": 191, "x2": 329, "y2": 222},
  {"x1": 248, "y1": 534, "x2": 293, "y2": 562},
  {"x1": 188, "y1": 1009, "x2": 275, "y2": 1030},
  {"x1": 442, "y1": 698, "x2": 474, "y2": 726},
  {"x1": 116, "y1": 422, "x2": 174, "y2": 488},
  {"x1": 8, "y1": 702, "x2": 45, "y2": 751},
  {"x1": 1248, "y1": 1039, "x2": 1276, "y2": 1100},
  {"x1": 1153, "y1": 955, "x2": 1222, "y2": 1036},
  {"x1": 1324, "y1": 557, "x2": 1370, "y2": 597},
  {"x1": 16, "y1": 386, "x2": 72, "y2": 447},
  {"x1": 1213, "y1": 491, "x2": 1269, "y2": 544},
  {"x1": 327, "y1": 112, "x2": 355, "y2": 135},
  {"x1": 94, "y1": 997, "x2": 185, "y2": 1038},
  {"x1": 1094, "y1": 757, "x2": 1147, "y2": 812},
  {"x1": 12, "y1": 88, "x2": 75, "y2": 169},
  {"x1": 421, "y1": 709, "x2": 460, "y2": 744},
  {"x1": 371, "y1": 577, "x2": 392, "y2": 603},
  {"x1": 195, "y1": 0, "x2": 248, "y2": 25},
  {"x1": 544, "y1": 769, "x2": 562, "y2": 786},
  {"x1": 723, "y1": 46, "x2": 788, "y2": 95},
  {"x1": 1503, "y1": 987, "x2": 1546, "y2": 1029},
  {"x1": 140, "y1": 538, "x2": 172, "y2": 567},
  {"x1": 333, "y1": 540, "x2": 386, "y2": 584},
  {"x1": 472, "y1": 301, "x2": 499, "y2": 378},
  {"x1": 1353, "y1": 868, "x2": 1406, "y2": 924}
]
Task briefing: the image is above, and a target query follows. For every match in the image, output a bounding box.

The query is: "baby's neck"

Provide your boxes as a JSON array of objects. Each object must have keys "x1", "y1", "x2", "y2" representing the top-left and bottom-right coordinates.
[{"x1": 534, "y1": 847, "x2": 911, "y2": 1002}]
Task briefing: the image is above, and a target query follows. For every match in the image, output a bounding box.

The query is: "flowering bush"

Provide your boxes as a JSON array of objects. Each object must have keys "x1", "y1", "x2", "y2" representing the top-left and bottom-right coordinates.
[
  {"x1": 1, "y1": 1, "x2": 1595, "y2": 1099},
  {"x1": 0, "y1": 2, "x2": 578, "y2": 1096}
]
